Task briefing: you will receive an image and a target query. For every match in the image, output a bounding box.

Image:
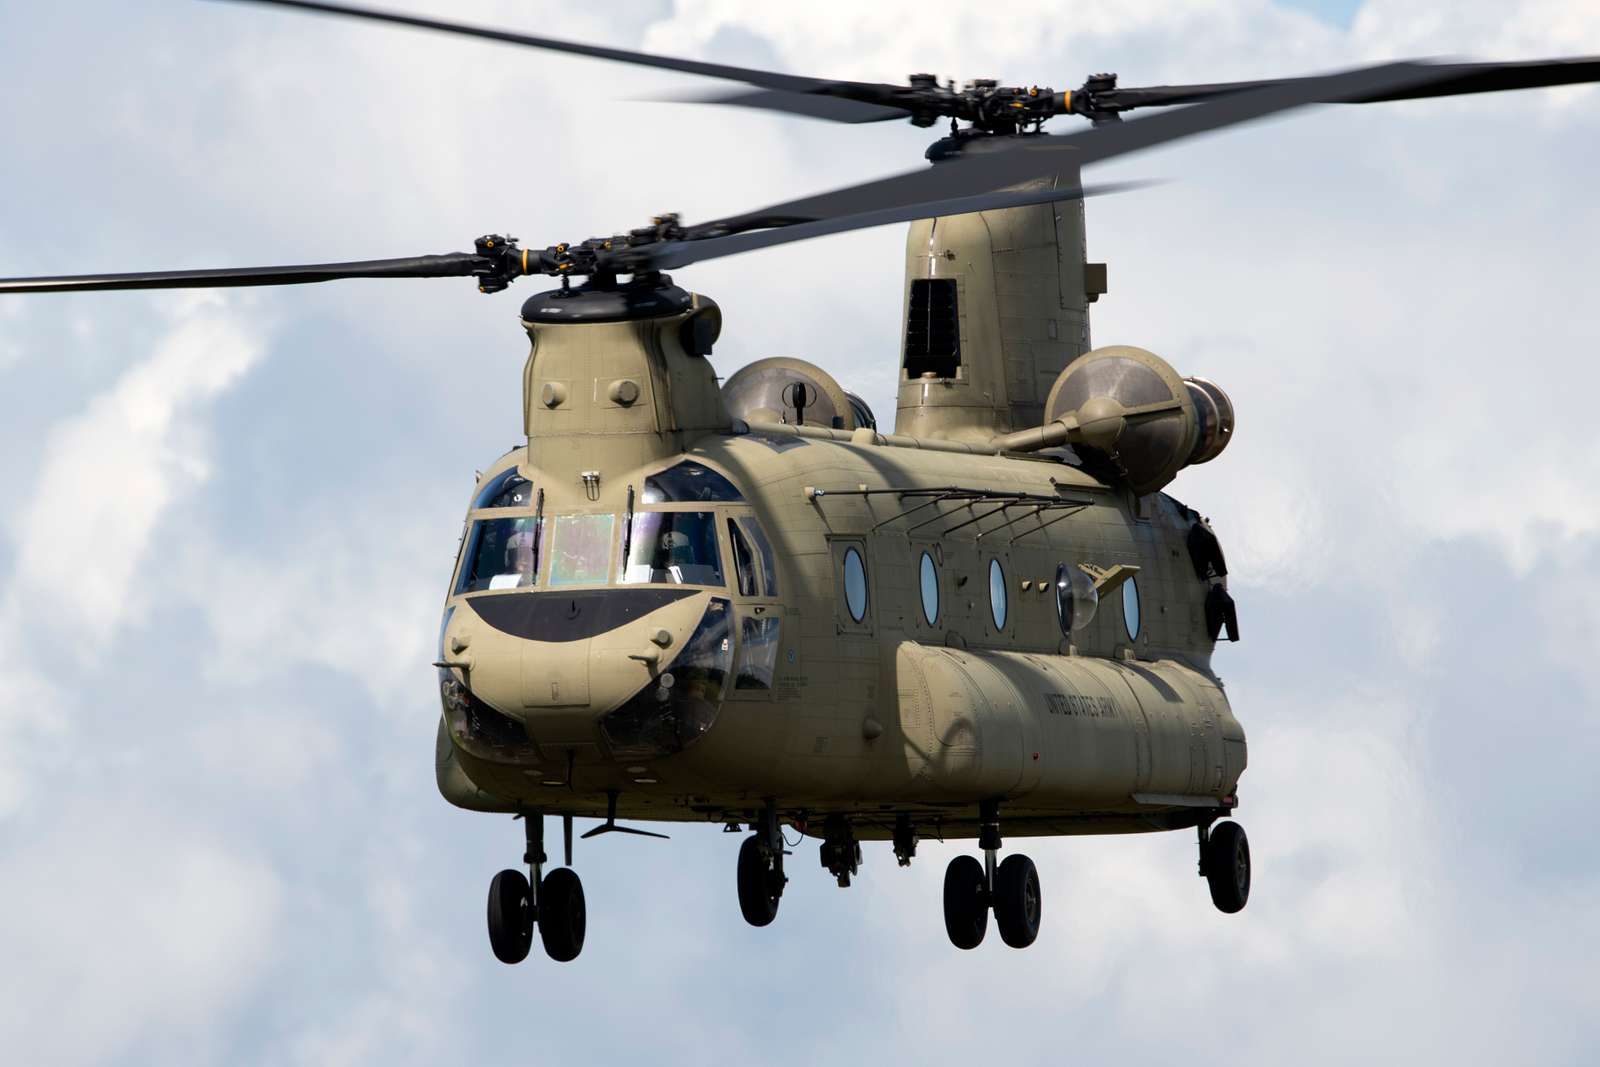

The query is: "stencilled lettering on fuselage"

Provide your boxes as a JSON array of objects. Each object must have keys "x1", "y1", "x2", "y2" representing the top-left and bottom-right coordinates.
[{"x1": 1045, "y1": 692, "x2": 1116, "y2": 718}]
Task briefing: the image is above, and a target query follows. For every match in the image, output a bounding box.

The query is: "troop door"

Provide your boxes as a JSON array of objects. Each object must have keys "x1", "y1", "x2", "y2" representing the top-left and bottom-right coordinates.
[{"x1": 723, "y1": 511, "x2": 784, "y2": 702}]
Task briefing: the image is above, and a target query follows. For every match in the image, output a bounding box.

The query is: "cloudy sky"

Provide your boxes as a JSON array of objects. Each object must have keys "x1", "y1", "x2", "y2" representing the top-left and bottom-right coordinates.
[{"x1": 2, "y1": 1, "x2": 1598, "y2": 1063}]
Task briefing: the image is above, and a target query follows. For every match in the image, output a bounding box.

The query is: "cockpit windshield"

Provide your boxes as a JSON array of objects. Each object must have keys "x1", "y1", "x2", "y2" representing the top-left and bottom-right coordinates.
[
  {"x1": 456, "y1": 517, "x2": 540, "y2": 593},
  {"x1": 548, "y1": 514, "x2": 616, "y2": 588},
  {"x1": 619, "y1": 511, "x2": 724, "y2": 586}
]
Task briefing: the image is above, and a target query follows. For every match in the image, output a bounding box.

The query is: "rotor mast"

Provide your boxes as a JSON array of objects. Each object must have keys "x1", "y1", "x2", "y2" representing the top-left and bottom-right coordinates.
[{"x1": 896, "y1": 165, "x2": 1104, "y2": 443}]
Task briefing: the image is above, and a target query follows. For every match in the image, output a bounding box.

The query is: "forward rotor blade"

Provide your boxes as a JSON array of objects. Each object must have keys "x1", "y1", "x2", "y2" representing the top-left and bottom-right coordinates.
[
  {"x1": 220, "y1": 0, "x2": 908, "y2": 119},
  {"x1": 1099, "y1": 55, "x2": 1600, "y2": 113},
  {"x1": 0, "y1": 252, "x2": 488, "y2": 294},
  {"x1": 658, "y1": 87, "x2": 910, "y2": 124}
]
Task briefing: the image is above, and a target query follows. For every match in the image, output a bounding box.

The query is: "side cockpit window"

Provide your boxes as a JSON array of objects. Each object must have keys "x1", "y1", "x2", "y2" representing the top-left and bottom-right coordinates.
[
  {"x1": 643, "y1": 461, "x2": 744, "y2": 503},
  {"x1": 726, "y1": 516, "x2": 779, "y2": 598},
  {"x1": 738, "y1": 517, "x2": 778, "y2": 596},
  {"x1": 735, "y1": 616, "x2": 781, "y2": 690},
  {"x1": 727, "y1": 519, "x2": 758, "y2": 597}
]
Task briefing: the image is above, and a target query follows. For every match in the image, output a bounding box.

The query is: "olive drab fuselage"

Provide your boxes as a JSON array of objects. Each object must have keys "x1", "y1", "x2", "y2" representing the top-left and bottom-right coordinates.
[{"x1": 436, "y1": 184, "x2": 1245, "y2": 841}]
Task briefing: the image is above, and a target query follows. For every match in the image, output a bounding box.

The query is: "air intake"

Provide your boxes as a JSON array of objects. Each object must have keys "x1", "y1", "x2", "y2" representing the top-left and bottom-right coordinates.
[{"x1": 904, "y1": 278, "x2": 961, "y2": 379}]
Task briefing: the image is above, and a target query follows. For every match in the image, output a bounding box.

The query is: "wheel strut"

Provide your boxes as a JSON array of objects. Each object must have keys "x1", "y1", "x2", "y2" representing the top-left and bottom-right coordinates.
[
  {"x1": 523, "y1": 811, "x2": 546, "y2": 917},
  {"x1": 978, "y1": 798, "x2": 1002, "y2": 895},
  {"x1": 762, "y1": 798, "x2": 785, "y2": 876}
]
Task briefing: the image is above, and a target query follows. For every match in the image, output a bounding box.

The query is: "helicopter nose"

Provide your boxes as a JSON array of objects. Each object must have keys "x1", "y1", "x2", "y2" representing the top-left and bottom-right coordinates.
[{"x1": 445, "y1": 588, "x2": 727, "y2": 760}]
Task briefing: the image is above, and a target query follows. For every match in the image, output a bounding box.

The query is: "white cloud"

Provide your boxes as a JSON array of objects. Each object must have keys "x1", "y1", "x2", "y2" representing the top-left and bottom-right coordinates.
[
  {"x1": 3, "y1": 299, "x2": 264, "y2": 644},
  {"x1": 0, "y1": 803, "x2": 282, "y2": 1066},
  {"x1": 0, "y1": 667, "x2": 64, "y2": 820},
  {"x1": 170, "y1": 501, "x2": 444, "y2": 712},
  {"x1": 0, "y1": 298, "x2": 23, "y2": 370},
  {"x1": 2, "y1": 1, "x2": 1599, "y2": 1064}
]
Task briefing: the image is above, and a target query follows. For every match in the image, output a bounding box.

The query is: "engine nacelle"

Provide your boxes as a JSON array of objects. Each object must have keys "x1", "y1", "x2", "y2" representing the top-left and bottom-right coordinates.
[
  {"x1": 1044, "y1": 346, "x2": 1234, "y2": 494},
  {"x1": 721, "y1": 356, "x2": 866, "y2": 430}
]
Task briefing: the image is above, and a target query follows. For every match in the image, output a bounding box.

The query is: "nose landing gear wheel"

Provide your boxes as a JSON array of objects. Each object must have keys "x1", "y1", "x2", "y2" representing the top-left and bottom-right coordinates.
[
  {"x1": 943, "y1": 854, "x2": 988, "y2": 950},
  {"x1": 486, "y1": 868, "x2": 533, "y2": 965},
  {"x1": 1204, "y1": 820, "x2": 1250, "y2": 914},
  {"x1": 538, "y1": 866, "x2": 587, "y2": 962},
  {"x1": 737, "y1": 832, "x2": 782, "y2": 927},
  {"x1": 993, "y1": 853, "x2": 1042, "y2": 948}
]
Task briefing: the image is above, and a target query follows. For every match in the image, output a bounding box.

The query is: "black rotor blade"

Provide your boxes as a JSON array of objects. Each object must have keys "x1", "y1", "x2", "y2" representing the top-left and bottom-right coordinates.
[
  {"x1": 1100, "y1": 55, "x2": 1600, "y2": 112},
  {"x1": 657, "y1": 87, "x2": 910, "y2": 124},
  {"x1": 638, "y1": 180, "x2": 1147, "y2": 272},
  {"x1": 0, "y1": 252, "x2": 487, "y2": 294},
  {"x1": 627, "y1": 59, "x2": 1454, "y2": 272},
  {"x1": 220, "y1": 0, "x2": 909, "y2": 121},
  {"x1": 0, "y1": 60, "x2": 1510, "y2": 294}
]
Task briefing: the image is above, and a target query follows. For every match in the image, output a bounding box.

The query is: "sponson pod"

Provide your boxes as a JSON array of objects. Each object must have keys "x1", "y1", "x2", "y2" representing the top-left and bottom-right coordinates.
[{"x1": 894, "y1": 642, "x2": 1246, "y2": 806}]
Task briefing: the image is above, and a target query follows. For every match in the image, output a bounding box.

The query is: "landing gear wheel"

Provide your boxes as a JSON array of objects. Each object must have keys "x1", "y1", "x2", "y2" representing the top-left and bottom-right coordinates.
[
  {"x1": 1205, "y1": 820, "x2": 1250, "y2": 914},
  {"x1": 737, "y1": 833, "x2": 782, "y2": 927},
  {"x1": 943, "y1": 855, "x2": 988, "y2": 950},
  {"x1": 538, "y1": 867, "x2": 587, "y2": 962},
  {"x1": 993, "y1": 853, "x2": 1042, "y2": 948},
  {"x1": 486, "y1": 868, "x2": 533, "y2": 965}
]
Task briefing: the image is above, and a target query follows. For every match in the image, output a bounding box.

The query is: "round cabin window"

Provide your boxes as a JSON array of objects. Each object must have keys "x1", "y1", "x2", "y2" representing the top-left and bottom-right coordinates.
[
  {"x1": 919, "y1": 551, "x2": 939, "y2": 626},
  {"x1": 1122, "y1": 575, "x2": 1141, "y2": 641},
  {"x1": 1056, "y1": 563, "x2": 1100, "y2": 636},
  {"x1": 843, "y1": 547, "x2": 868, "y2": 622},
  {"x1": 988, "y1": 558, "x2": 1008, "y2": 630}
]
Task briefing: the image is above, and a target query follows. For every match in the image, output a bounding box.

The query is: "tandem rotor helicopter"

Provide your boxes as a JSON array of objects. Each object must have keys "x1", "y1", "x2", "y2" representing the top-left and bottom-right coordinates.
[{"x1": 6, "y1": 0, "x2": 1599, "y2": 965}]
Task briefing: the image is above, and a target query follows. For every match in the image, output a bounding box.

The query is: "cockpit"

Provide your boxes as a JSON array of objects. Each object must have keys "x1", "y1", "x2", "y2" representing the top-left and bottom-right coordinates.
[
  {"x1": 453, "y1": 460, "x2": 771, "y2": 596},
  {"x1": 443, "y1": 459, "x2": 782, "y2": 762}
]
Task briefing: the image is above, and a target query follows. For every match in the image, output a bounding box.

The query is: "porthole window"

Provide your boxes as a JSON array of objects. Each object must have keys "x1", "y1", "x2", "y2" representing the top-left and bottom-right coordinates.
[
  {"x1": 843, "y1": 548, "x2": 868, "y2": 622},
  {"x1": 1055, "y1": 563, "x2": 1099, "y2": 636},
  {"x1": 1123, "y1": 575, "x2": 1142, "y2": 641},
  {"x1": 919, "y1": 551, "x2": 940, "y2": 626},
  {"x1": 988, "y1": 558, "x2": 1008, "y2": 631}
]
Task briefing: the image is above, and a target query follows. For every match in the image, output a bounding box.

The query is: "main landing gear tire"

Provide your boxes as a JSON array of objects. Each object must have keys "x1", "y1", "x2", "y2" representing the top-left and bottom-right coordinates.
[
  {"x1": 943, "y1": 854, "x2": 988, "y2": 950},
  {"x1": 486, "y1": 868, "x2": 534, "y2": 965},
  {"x1": 1205, "y1": 820, "x2": 1251, "y2": 914},
  {"x1": 993, "y1": 853, "x2": 1042, "y2": 949},
  {"x1": 538, "y1": 866, "x2": 587, "y2": 962},
  {"x1": 737, "y1": 833, "x2": 782, "y2": 927}
]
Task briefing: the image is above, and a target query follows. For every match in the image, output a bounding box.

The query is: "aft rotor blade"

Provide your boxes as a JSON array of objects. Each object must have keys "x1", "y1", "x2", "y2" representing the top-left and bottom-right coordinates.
[
  {"x1": 630, "y1": 60, "x2": 1455, "y2": 272},
  {"x1": 0, "y1": 252, "x2": 489, "y2": 294},
  {"x1": 221, "y1": 0, "x2": 910, "y2": 122},
  {"x1": 640, "y1": 180, "x2": 1147, "y2": 271},
  {"x1": 1097, "y1": 56, "x2": 1600, "y2": 113}
]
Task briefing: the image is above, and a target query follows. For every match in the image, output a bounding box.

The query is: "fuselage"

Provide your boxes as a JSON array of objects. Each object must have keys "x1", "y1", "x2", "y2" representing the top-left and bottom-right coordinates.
[{"x1": 436, "y1": 423, "x2": 1245, "y2": 839}]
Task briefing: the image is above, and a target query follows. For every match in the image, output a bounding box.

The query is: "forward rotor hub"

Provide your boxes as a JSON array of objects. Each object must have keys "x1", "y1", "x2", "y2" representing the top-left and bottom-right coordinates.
[{"x1": 471, "y1": 216, "x2": 689, "y2": 293}]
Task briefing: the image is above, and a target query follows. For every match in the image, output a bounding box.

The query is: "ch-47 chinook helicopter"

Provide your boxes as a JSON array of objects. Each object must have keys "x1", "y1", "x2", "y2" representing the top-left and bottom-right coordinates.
[{"x1": 6, "y1": 0, "x2": 1600, "y2": 965}]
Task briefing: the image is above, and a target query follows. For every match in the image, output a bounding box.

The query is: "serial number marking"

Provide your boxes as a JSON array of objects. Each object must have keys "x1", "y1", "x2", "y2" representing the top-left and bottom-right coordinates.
[{"x1": 1045, "y1": 692, "x2": 1116, "y2": 718}]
